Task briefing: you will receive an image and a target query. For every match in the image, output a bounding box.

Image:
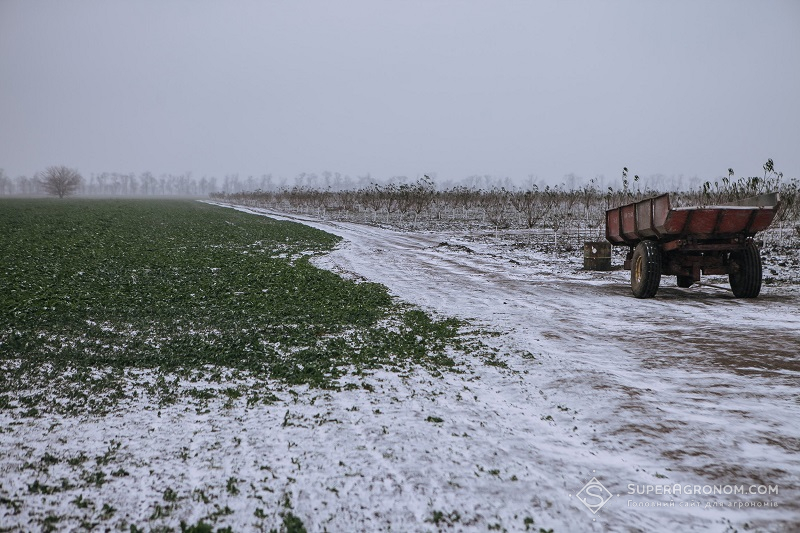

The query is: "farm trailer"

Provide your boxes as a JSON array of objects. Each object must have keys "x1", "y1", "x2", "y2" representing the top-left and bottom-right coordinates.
[{"x1": 605, "y1": 192, "x2": 781, "y2": 298}]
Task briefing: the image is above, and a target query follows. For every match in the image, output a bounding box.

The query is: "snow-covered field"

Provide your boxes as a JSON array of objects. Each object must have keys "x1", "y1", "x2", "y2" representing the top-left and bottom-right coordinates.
[{"x1": 2, "y1": 203, "x2": 798, "y2": 532}]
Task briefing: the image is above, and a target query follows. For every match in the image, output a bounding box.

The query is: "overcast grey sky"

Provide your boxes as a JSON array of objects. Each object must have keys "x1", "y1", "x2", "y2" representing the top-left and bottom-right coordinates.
[{"x1": 1, "y1": 0, "x2": 798, "y2": 187}]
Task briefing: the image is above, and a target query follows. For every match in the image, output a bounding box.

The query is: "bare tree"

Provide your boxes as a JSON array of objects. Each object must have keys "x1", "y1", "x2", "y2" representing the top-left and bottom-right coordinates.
[
  {"x1": 37, "y1": 166, "x2": 82, "y2": 198},
  {"x1": 0, "y1": 168, "x2": 12, "y2": 195}
]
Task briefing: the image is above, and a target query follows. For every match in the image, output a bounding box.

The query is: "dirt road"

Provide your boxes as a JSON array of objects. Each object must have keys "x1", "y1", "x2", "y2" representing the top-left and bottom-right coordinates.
[{"x1": 229, "y1": 205, "x2": 800, "y2": 531}]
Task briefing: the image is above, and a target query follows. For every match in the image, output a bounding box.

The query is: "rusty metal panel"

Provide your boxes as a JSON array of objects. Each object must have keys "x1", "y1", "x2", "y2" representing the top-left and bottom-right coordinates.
[
  {"x1": 715, "y1": 209, "x2": 756, "y2": 234},
  {"x1": 635, "y1": 199, "x2": 657, "y2": 238},
  {"x1": 621, "y1": 204, "x2": 637, "y2": 240},
  {"x1": 661, "y1": 209, "x2": 689, "y2": 235},
  {"x1": 750, "y1": 209, "x2": 779, "y2": 233},
  {"x1": 652, "y1": 194, "x2": 671, "y2": 230},
  {"x1": 605, "y1": 210, "x2": 624, "y2": 243},
  {"x1": 685, "y1": 209, "x2": 719, "y2": 234}
]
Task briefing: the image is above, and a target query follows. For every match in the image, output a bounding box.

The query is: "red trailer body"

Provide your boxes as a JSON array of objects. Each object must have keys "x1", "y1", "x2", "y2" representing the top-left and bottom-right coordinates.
[{"x1": 605, "y1": 193, "x2": 780, "y2": 298}]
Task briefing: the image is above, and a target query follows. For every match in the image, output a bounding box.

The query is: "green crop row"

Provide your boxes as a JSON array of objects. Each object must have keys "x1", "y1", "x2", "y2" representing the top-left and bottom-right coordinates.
[{"x1": 0, "y1": 199, "x2": 467, "y2": 415}]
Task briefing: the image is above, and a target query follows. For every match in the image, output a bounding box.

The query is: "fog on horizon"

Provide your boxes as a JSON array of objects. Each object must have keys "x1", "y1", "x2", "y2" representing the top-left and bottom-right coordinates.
[{"x1": 1, "y1": 0, "x2": 799, "y2": 189}]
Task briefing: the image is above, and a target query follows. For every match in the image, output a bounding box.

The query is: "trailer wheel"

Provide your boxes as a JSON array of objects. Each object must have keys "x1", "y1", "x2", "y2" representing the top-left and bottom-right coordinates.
[
  {"x1": 631, "y1": 241, "x2": 661, "y2": 298},
  {"x1": 677, "y1": 276, "x2": 693, "y2": 288},
  {"x1": 729, "y1": 241, "x2": 762, "y2": 298}
]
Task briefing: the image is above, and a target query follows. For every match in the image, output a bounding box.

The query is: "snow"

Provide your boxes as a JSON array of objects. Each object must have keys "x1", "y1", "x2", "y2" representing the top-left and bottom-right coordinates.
[{"x1": 1, "y1": 202, "x2": 798, "y2": 532}]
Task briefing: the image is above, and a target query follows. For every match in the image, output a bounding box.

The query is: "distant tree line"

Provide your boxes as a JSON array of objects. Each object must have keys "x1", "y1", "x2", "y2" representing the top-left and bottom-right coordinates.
[
  {"x1": 0, "y1": 168, "x2": 511, "y2": 197},
  {"x1": 0, "y1": 169, "x2": 294, "y2": 197},
  {"x1": 212, "y1": 161, "x2": 800, "y2": 241},
  {"x1": 0, "y1": 168, "x2": 522, "y2": 197},
  {"x1": 2, "y1": 163, "x2": 797, "y2": 234}
]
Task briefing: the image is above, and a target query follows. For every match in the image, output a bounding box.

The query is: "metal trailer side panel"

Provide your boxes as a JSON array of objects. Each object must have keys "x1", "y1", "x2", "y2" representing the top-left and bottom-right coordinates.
[
  {"x1": 620, "y1": 204, "x2": 637, "y2": 240},
  {"x1": 605, "y1": 209, "x2": 625, "y2": 244},
  {"x1": 605, "y1": 192, "x2": 780, "y2": 245},
  {"x1": 635, "y1": 199, "x2": 656, "y2": 238}
]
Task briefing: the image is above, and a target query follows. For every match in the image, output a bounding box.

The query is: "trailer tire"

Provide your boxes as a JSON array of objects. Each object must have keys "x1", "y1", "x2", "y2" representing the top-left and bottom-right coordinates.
[
  {"x1": 677, "y1": 276, "x2": 693, "y2": 288},
  {"x1": 631, "y1": 240, "x2": 661, "y2": 298},
  {"x1": 729, "y1": 241, "x2": 762, "y2": 298}
]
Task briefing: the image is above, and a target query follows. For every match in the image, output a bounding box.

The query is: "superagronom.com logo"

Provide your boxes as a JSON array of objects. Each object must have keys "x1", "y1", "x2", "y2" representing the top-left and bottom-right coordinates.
[{"x1": 576, "y1": 476, "x2": 614, "y2": 514}]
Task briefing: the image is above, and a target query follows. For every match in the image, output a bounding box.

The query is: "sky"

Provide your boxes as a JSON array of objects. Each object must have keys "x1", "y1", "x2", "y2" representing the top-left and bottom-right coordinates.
[{"x1": 1, "y1": 0, "x2": 799, "y2": 187}]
